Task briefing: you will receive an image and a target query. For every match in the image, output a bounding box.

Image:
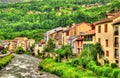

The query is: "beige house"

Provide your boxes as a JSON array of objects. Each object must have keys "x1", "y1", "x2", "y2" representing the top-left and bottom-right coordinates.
[
  {"x1": 34, "y1": 40, "x2": 45, "y2": 56},
  {"x1": 27, "y1": 39, "x2": 35, "y2": 50},
  {"x1": 14, "y1": 37, "x2": 28, "y2": 50},
  {"x1": 95, "y1": 12, "x2": 120, "y2": 66},
  {"x1": 3, "y1": 37, "x2": 35, "y2": 52}
]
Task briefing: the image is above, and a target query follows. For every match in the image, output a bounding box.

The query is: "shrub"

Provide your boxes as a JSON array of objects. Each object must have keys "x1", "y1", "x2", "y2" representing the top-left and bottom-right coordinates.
[
  {"x1": 111, "y1": 63, "x2": 118, "y2": 68},
  {"x1": 39, "y1": 58, "x2": 96, "y2": 78},
  {"x1": 15, "y1": 47, "x2": 25, "y2": 54},
  {"x1": 70, "y1": 58, "x2": 80, "y2": 67},
  {"x1": 111, "y1": 69, "x2": 120, "y2": 78},
  {"x1": 102, "y1": 67, "x2": 112, "y2": 77},
  {"x1": 0, "y1": 54, "x2": 14, "y2": 69}
]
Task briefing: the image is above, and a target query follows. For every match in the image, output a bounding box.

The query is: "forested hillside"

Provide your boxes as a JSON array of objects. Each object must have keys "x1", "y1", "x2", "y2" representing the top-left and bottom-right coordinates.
[{"x1": 0, "y1": 0, "x2": 120, "y2": 41}]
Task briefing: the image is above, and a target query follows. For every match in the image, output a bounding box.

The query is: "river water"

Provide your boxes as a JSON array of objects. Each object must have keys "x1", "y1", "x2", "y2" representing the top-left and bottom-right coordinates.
[{"x1": 0, "y1": 54, "x2": 59, "y2": 78}]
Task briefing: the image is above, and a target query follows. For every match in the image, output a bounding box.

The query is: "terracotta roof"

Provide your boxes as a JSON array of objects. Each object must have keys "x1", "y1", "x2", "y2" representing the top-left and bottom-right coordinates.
[
  {"x1": 85, "y1": 30, "x2": 95, "y2": 35},
  {"x1": 94, "y1": 12, "x2": 120, "y2": 25}
]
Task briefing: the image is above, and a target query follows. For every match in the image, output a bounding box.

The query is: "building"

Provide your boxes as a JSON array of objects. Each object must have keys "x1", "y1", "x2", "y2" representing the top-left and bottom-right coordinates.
[
  {"x1": 27, "y1": 39, "x2": 35, "y2": 50},
  {"x1": 95, "y1": 12, "x2": 120, "y2": 66},
  {"x1": 72, "y1": 35, "x2": 84, "y2": 55},
  {"x1": 75, "y1": 22, "x2": 91, "y2": 36},
  {"x1": 14, "y1": 37, "x2": 28, "y2": 50},
  {"x1": 44, "y1": 27, "x2": 64, "y2": 42},
  {"x1": 2, "y1": 37, "x2": 35, "y2": 52},
  {"x1": 34, "y1": 40, "x2": 45, "y2": 56},
  {"x1": 70, "y1": 22, "x2": 92, "y2": 55}
]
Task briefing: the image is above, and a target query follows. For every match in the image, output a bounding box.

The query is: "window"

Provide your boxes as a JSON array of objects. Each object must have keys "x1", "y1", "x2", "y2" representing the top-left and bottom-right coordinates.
[
  {"x1": 66, "y1": 31, "x2": 69, "y2": 36},
  {"x1": 106, "y1": 50, "x2": 109, "y2": 57},
  {"x1": 98, "y1": 38, "x2": 101, "y2": 44},
  {"x1": 105, "y1": 24, "x2": 108, "y2": 32},
  {"x1": 115, "y1": 37, "x2": 119, "y2": 47},
  {"x1": 106, "y1": 39, "x2": 108, "y2": 47},
  {"x1": 115, "y1": 60, "x2": 119, "y2": 64},
  {"x1": 114, "y1": 26, "x2": 119, "y2": 35},
  {"x1": 115, "y1": 49, "x2": 119, "y2": 59},
  {"x1": 98, "y1": 25, "x2": 101, "y2": 33},
  {"x1": 39, "y1": 44, "x2": 42, "y2": 47}
]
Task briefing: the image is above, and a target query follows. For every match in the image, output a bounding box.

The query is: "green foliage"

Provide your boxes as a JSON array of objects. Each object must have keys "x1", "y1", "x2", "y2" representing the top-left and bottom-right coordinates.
[
  {"x1": 111, "y1": 69, "x2": 120, "y2": 78},
  {"x1": 55, "y1": 45, "x2": 72, "y2": 62},
  {"x1": 70, "y1": 58, "x2": 80, "y2": 67},
  {"x1": 39, "y1": 58, "x2": 96, "y2": 78},
  {"x1": 0, "y1": 54, "x2": 14, "y2": 69},
  {"x1": 43, "y1": 39, "x2": 56, "y2": 52},
  {"x1": 111, "y1": 63, "x2": 118, "y2": 68},
  {"x1": 2, "y1": 48, "x2": 8, "y2": 54},
  {"x1": 0, "y1": 1, "x2": 119, "y2": 40},
  {"x1": 94, "y1": 43, "x2": 104, "y2": 59},
  {"x1": 15, "y1": 47, "x2": 26, "y2": 54}
]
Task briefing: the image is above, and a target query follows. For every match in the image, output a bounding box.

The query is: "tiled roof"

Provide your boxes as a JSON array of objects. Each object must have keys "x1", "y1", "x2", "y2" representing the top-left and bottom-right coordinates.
[
  {"x1": 94, "y1": 12, "x2": 120, "y2": 25},
  {"x1": 85, "y1": 30, "x2": 95, "y2": 35}
]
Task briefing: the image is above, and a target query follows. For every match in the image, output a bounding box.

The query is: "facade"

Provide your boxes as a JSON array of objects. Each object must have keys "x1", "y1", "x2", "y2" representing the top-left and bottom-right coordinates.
[
  {"x1": 95, "y1": 12, "x2": 120, "y2": 66},
  {"x1": 27, "y1": 39, "x2": 35, "y2": 50},
  {"x1": 3, "y1": 37, "x2": 35, "y2": 52},
  {"x1": 82, "y1": 29, "x2": 96, "y2": 48},
  {"x1": 8, "y1": 40, "x2": 17, "y2": 52},
  {"x1": 44, "y1": 27, "x2": 64, "y2": 42},
  {"x1": 72, "y1": 35, "x2": 84, "y2": 55},
  {"x1": 34, "y1": 40, "x2": 45, "y2": 56},
  {"x1": 14, "y1": 37, "x2": 28, "y2": 50},
  {"x1": 71, "y1": 22, "x2": 93, "y2": 55},
  {"x1": 75, "y1": 22, "x2": 91, "y2": 36}
]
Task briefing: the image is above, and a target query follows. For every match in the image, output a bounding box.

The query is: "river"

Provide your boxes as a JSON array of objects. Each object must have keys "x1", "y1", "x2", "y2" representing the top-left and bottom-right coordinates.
[{"x1": 0, "y1": 54, "x2": 59, "y2": 78}]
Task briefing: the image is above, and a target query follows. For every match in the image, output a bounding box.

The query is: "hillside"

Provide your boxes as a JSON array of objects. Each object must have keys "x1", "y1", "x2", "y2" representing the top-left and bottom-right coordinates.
[{"x1": 0, "y1": 0, "x2": 120, "y2": 41}]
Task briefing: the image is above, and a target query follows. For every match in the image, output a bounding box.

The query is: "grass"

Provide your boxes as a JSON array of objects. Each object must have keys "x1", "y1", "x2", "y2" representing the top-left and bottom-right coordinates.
[{"x1": 0, "y1": 54, "x2": 14, "y2": 69}]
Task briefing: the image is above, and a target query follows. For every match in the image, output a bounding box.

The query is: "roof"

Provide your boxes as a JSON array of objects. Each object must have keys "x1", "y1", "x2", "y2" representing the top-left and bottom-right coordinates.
[
  {"x1": 84, "y1": 30, "x2": 95, "y2": 35},
  {"x1": 94, "y1": 12, "x2": 120, "y2": 25},
  {"x1": 47, "y1": 27, "x2": 64, "y2": 34},
  {"x1": 14, "y1": 37, "x2": 28, "y2": 40}
]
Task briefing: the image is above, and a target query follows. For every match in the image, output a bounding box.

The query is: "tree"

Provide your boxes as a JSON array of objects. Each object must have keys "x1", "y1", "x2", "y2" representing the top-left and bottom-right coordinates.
[
  {"x1": 94, "y1": 42, "x2": 104, "y2": 59},
  {"x1": 55, "y1": 45, "x2": 72, "y2": 62},
  {"x1": 43, "y1": 39, "x2": 56, "y2": 52}
]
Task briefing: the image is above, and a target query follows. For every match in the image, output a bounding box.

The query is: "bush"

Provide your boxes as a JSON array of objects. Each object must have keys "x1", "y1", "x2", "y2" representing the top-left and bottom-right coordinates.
[
  {"x1": 39, "y1": 58, "x2": 96, "y2": 78},
  {"x1": 111, "y1": 69, "x2": 120, "y2": 78},
  {"x1": 111, "y1": 63, "x2": 118, "y2": 68},
  {"x1": 2, "y1": 48, "x2": 7, "y2": 54},
  {"x1": 0, "y1": 54, "x2": 14, "y2": 69},
  {"x1": 15, "y1": 47, "x2": 25, "y2": 54},
  {"x1": 70, "y1": 58, "x2": 80, "y2": 67}
]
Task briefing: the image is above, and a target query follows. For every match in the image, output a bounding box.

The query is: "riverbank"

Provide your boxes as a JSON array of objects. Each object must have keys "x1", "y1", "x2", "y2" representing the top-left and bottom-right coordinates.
[
  {"x1": 39, "y1": 58, "x2": 98, "y2": 78},
  {"x1": 0, "y1": 54, "x2": 59, "y2": 78},
  {"x1": 39, "y1": 58, "x2": 120, "y2": 78},
  {"x1": 0, "y1": 54, "x2": 14, "y2": 69}
]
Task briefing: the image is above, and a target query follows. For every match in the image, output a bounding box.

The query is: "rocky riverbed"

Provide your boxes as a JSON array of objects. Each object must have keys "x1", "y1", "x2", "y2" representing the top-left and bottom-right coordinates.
[{"x1": 0, "y1": 54, "x2": 59, "y2": 78}]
